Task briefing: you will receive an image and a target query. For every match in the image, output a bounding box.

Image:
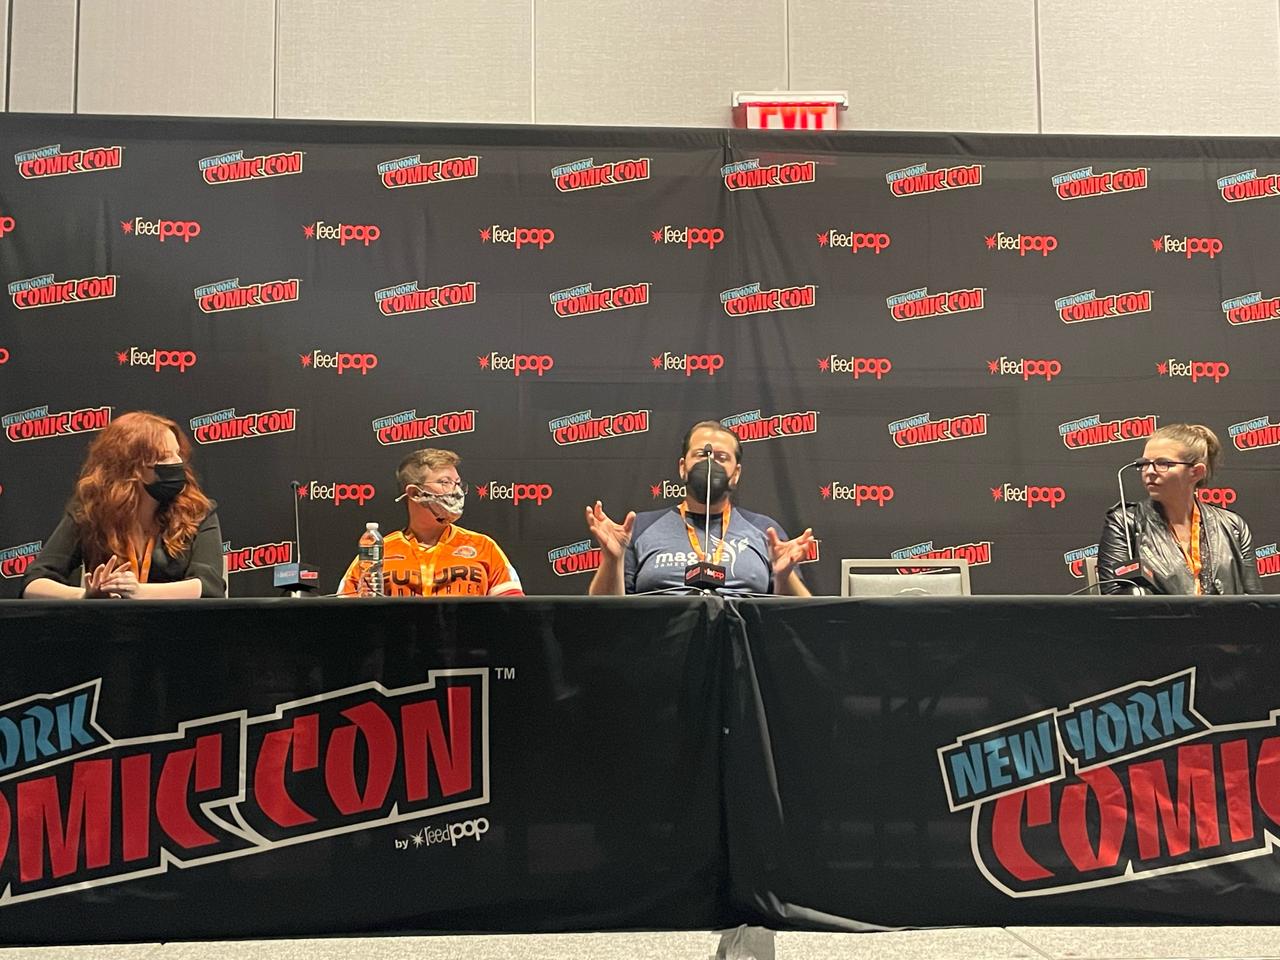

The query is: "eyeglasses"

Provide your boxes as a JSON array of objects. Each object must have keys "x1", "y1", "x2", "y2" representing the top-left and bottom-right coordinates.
[
  {"x1": 688, "y1": 449, "x2": 735, "y2": 465},
  {"x1": 414, "y1": 478, "x2": 467, "y2": 494},
  {"x1": 1132, "y1": 459, "x2": 1197, "y2": 474}
]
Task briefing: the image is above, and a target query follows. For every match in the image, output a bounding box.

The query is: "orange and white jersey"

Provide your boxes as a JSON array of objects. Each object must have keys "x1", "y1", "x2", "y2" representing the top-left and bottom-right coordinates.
[{"x1": 338, "y1": 525, "x2": 523, "y2": 597}]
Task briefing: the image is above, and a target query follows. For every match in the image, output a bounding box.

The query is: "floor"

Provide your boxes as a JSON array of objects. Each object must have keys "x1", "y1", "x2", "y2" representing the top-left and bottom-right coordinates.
[{"x1": 2, "y1": 928, "x2": 1280, "y2": 959}]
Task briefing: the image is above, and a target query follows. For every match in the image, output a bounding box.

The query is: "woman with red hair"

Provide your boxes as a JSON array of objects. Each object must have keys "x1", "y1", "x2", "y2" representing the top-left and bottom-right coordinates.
[{"x1": 21, "y1": 411, "x2": 225, "y2": 598}]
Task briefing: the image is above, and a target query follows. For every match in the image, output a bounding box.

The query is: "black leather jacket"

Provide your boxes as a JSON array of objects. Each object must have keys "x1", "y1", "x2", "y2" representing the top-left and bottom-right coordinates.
[{"x1": 1098, "y1": 498, "x2": 1262, "y2": 595}]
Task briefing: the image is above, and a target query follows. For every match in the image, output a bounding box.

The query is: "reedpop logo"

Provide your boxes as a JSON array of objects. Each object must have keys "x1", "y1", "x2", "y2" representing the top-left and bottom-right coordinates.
[
  {"x1": 991, "y1": 483, "x2": 1066, "y2": 508},
  {"x1": 116, "y1": 347, "x2": 196, "y2": 372},
  {"x1": 1155, "y1": 359, "x2": 1230, "y2": 383},
  {"x1": 120, "y1": 218, "x2": 200, "y2": 243},
  {"x1": 297, "y1": 482, "x2": 376, "y2": 505},
  {"x1": 985, "y1": 232, "x2": 1057, "y2": 256},
  {"x1": 1153, "y1": 235, "x2": 1222, "y2": 259},
  {"x1": 651, "y1": 353, "x2": 723, "y2": 376},
  {"x1": 302, "y1": 221, "x2": 380, "y2": 246},
  {"x1": 816, "y1": 229, "x2": 890, "y2": 254},
  {"x1": 476, "y1": 482, "x2": 552, "y2": 505},
  {"x1": 652, "y1": 225, "x2": 724, "y2": 249},
  {"x1": 478, "y1": 353, "x2": 554, "y2": 377},
  {"x1": 300, "y1": 351, "x2": 378, "y2": 375}
]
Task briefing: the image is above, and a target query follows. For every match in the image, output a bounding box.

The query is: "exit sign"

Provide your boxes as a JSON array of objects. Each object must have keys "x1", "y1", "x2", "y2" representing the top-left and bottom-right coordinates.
[{"x1": 732, "y1": 92, "x2": 848, "y2": 130}]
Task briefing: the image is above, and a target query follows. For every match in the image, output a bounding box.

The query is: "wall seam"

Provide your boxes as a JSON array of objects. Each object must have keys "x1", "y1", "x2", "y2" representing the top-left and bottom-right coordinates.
[
  {"x1": 785, "y1": 0, "x2": 791, "y2": 88},
  {"x1": 72, "y1": 0, "x2": 80, "y2": 112},
  {"x1": 530, "y1": 0, "x2": 536, "y2": 123},
  {"x1": 3, "y1": 0, "x2": 13, "y2": 111},
  {"x1": 273, "y1": 0, "x2": 280, "y2": 118},
  {"x1": 1033, "y1": 0, "x2": 1043, "y2": 133}
]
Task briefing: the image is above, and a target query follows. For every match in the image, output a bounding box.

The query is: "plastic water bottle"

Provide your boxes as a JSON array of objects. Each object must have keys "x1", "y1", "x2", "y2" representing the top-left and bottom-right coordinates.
[{"x1": 356, "y1": 522, "x2": 384, "y2": 596}]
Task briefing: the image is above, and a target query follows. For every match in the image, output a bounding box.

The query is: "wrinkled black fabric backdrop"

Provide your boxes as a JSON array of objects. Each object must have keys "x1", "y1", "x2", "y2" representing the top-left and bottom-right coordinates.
[{"x1": 1, "y1": 116, "x2": 1278, "y2": 598}]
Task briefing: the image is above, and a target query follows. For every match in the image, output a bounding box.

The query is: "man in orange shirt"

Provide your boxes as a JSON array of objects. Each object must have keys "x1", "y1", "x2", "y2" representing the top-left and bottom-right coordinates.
[{"x1": 337, "y1": 448, "x2": 523, "y2": 597}]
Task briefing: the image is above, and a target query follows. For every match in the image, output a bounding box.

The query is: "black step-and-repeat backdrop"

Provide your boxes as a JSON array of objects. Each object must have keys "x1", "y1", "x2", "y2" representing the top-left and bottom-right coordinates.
[{"x1": 1, "y1": 116, "x2": 1278, "y2": 597}]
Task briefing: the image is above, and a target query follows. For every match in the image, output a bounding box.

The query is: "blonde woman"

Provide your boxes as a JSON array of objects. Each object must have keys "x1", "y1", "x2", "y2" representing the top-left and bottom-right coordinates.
[{"x1": 1097, "y1": 424, "x2": 1261, "y2": 595}]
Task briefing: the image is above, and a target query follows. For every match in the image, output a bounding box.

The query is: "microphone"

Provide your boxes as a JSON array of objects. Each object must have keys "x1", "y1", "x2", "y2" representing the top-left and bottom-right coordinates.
[
  {"x1": 1114, "y1": 459, "x2": 1154, "y2": 595},
  {"x1": 684, "y1": 443, "x2": 728, "y2": 591},
  {"x1": 274, "y1": 480, "x2": 320, "y2": 595}
]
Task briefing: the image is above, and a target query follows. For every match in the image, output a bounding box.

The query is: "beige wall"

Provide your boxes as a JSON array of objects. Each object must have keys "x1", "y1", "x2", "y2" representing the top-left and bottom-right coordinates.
[{"x1": 5, "y1": 0, "x2": 1280, "y2": 134}]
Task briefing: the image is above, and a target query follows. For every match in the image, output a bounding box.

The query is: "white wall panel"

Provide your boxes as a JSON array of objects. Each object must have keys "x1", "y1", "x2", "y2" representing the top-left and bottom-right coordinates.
[
  {"x1": 789, "y1": 0, "x2": 1038, "y2": 133},
  {"x1": 277, "y1": 0, "x2": 531, "y2": 123},
  {"x1": 77, "y1": 0, "x2": 274, "y2": 117},
  {"x1": 535, "y1": 0, "x2": 786, "y2": 127},
  {"x1": 1040, "y1": 0, "x2": 1280, "y2": 134},
  {"x1": 8, "y1": 0, "x2": 75, "y2": 113},
  {"x1": 0, "y1": 0, "x2": 10, "y2": 110}
]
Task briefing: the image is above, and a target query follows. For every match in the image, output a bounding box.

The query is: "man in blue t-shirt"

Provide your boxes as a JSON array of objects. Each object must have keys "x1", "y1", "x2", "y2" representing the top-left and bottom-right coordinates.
[{"x1": 585, "y1": 420, "x2": 813, "y2": 595}]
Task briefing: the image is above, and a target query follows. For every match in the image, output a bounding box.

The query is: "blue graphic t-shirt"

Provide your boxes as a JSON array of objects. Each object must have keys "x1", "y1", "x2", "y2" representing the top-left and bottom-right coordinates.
[{"x1": 624, "y1": 505, "x2": 786, "y2": 594}]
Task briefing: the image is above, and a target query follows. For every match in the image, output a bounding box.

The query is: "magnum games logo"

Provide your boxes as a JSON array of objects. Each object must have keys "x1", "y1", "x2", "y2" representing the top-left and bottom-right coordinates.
[{"x1": 0, "y1": 672, "x2": 487, "y2": 904}]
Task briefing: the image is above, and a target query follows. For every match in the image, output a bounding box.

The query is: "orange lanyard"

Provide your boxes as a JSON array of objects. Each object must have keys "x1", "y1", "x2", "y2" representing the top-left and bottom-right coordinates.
[
  {"x1": 406, "y1": 529, "x2": 445, "y2": 594},
  {"x1": 1168, "y1": 504, "x2": 1203, "y2": 594},
  {"x1": 130, "y1": 536, "x2": 156, "y2": 584},
  {"x1": 679, "y1": 503, "x2": 731, "y2": 565}
]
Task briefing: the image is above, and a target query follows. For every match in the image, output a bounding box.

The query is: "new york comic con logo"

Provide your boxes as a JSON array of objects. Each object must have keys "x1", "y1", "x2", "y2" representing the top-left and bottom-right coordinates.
[
  {"x1": 222, "y1": 540, "x2": 294, "y2": 574},
  {"x1": 548, "y1": 540, "x2": 602, "y2": 577},
  {"x1": 189, "y1": 408, "x2": 297, "y2": 444},
  {"x1": 375, "y1": 281, "x2": 477, "y2": 316},
  {"x1": 549, "y1": 282, "x2": 649, "y2": 317},
  {"x1": 1055, "y1": 289, "x2": 1152, "y2": 324},
  {"x1": 551, "y1": 157, "x2": 649, "y2": 192},
  {"x1": 548, "y1": 409, "x2": 650, "y2": 445},
  {"x1": 892, "y1": 539, "x2": 992, "y2": 570},
  {"x1": 885, "y1": 161, "x2": 982, "y2": 197},
  {"x1": 722, "y1": 409, "x2": 818, "y2": 443},
  {"x1": 1222, "y1": 292, "x2": 1280, "y2": 326},
  {"x1": 1059, "y1": 414, "x2": 1158, "y2": 449},
  {"x1": 0, "y1": 541, "x2": 42, "y2": 580},
  {"x1": 1063, "y1": 544, "x2": 1098, "y2": 579},
  {"x1": 1051, "y1": 165, "x2": 1148, "y2": 200},
  {"x1": 3, "y1": 405, "x2": 111, "y2": 443},
  {"x1": 889, "y1": 412, "x2": 988, "y2": 448},
  {"x1": 886, "y1": 286, "x2": 984, "y2": 322},
  {"x1": 721, "y1": 158, "x2": 815, "y2": 191},
  {"x1": 1229, "y1": 416, "x2": 1280, "y2": 452},
  {"x1": 1258, "y1": 543, "x2": 1280, "y2": 578},
  {"x1": 9, "y1": 274, "x2": 117, "y2": 310},
  {"x1": 378, "y1": 154, "x2": 478, "y2": 189},
  {"x1": 199, "y1": 149, "x2": 303, "y2": 184},
  {"x1": 1218, "y1": 169, "x2": 1280, "y2": 202},
  {"x1": 373, "y1": 410, "x2": 476, "y2": 446},
  {"x1": 938, "y1": 668, "x2": 1280, "y2": 897},
  {"x1": 15, "y1": 144, "x2": 123, "y2": 179},
  {"x1": 721, "y1": 282, "x2": 815, "y2": 316},
  {"x1": 0, "y1": 671, "x2": 487, "y2": 904},
  {"x1": 195, "y1": 278, "x2": 300, "y2": 314}
]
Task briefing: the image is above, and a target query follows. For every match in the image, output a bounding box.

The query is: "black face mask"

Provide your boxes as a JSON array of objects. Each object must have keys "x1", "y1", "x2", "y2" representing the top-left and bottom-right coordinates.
[
  {"x1": 144, "y1": 463, "x2": 186, "y2": 504},
  {"x1": 686, "y1": 459, "x2": 732, "y2": 504}
]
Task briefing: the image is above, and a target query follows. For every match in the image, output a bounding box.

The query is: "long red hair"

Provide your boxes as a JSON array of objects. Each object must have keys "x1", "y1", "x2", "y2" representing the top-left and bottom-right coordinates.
[{"x1": 72, "y1": 411, "x2": 212, "y2": 566}]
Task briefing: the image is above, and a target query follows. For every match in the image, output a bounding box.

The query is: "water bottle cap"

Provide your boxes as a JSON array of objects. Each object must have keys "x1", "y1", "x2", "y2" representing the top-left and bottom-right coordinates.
[{"x1": 366, "y1": 522, "x2": 379, "y2": 530}]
